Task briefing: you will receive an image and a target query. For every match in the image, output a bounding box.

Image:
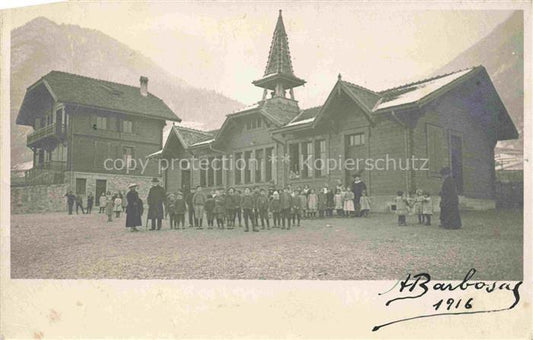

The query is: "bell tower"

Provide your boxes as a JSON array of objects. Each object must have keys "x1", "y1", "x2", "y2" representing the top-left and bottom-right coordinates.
[{"x1": 253, "y1": 10, "x2": 306, "y2": 101}]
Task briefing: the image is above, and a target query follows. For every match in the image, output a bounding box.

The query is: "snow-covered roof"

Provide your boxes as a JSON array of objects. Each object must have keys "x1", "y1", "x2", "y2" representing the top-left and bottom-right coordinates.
[
  {"x1": 147, "y1": 149, "x2": 163, "y2": 158},
  {"x1": 285, "y1": 117, "x2": 315, "y2": 126},
  {"x1": 190, "y1": 139, "x2": 215, "y2": 147},
  {"x1": 375, "y1": 68, "x2": 474, "y2": 110}
]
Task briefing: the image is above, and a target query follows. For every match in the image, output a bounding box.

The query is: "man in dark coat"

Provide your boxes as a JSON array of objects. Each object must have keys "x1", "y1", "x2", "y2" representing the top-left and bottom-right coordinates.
[
  {"x1": 184, "y1": 187, "x2": 195, "y2": 228},
  {"x1": 350, "y1": 174, "x2": 367, "y2": 217},
  {"x1": 65, "y1": 191, "x2": 75, "y2": 215},
  {"x1": 125, "y1": 183, "x2": 142, "y2": 232},
  {"x1": 86, "y1": 192, "x2": 94, "y2": 214},
  {"x1": 147, "y1": 178, "x2": 166, "y2": 230},
  {"x1": 75, "y1": 194, "x2": 85, "y2": 214},
  {"x1": 439, "y1": 167, "x2": 462, "y2": 229}
]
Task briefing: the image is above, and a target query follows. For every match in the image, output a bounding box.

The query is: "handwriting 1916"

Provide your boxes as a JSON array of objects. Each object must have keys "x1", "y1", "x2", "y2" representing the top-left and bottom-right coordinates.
[{"x1": 373, "y1": 268, "x2": 523, "y2": 331}]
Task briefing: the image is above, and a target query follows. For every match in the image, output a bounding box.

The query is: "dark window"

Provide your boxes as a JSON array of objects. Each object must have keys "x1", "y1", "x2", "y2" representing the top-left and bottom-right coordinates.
[
  {"x1": 426, "y1": 124, "x2": 445, "y2": 176},
  {"x1": 207, "y1": 157, "x2": 214, "y2": 187},
  {"x1": 215, "y1": 156, "x2": 223, "y2": 186},
  {"x1": 123, "y1": 147, "x2": 134, "y2": 169},
  {"x1": 265, "y1": 147, "x2": 274, "y2": 182},
  {"x1": 76, "y1": 178, "x2": 87, "y2": 195},
  {"x1": 96, "y1": 116, "x2": 107, "y2": 130},
  {"x1": 315, "y1": 139, "x2": 326, "y2": 177},
  {"x1": 289, "y1": 143, "x2": 300, "y2": 176},
  {"x1": 347, "y1": 133, "x2": 365, "y2": 146},
  {"x1": 123, "y1": 120, "x2": 133, "y2": 133},
  {"x1": 301, "y1": 141, "x2": 312, "y2": 178},
  {"x1": 244, "y1": 151, "x2": 252, "y2": 184},
  {"x1": 234, "y1": 152, "x2": 242, "y2": 185},
  {"x1": 200, "y1": 158, "x2": 207, "y2": 187},
  {"x1": 255, "y1": 149, "x2": 263, "y2": 182}
]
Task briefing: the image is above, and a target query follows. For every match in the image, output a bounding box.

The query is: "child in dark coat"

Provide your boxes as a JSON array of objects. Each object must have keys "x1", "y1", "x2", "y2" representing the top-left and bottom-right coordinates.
[
  {"x1": 167, "y1": 193, "x2": 177, "y2": 229},
  {"x1": 270, "y1": 191, "x2": 281, "y2": 228},
  {"x1": 291, "y1": 190, "x2": 302, "y2": 227},
  {"x1": 214, "y1": 192, "x2": 226, "y2": 229},
  {"x1": 256, "y1": 188, "x2": 270, "y2": 229},
  {"x1": 174, "y1": 192, "x2": 187, "y2": 229},
  {"x1": 205, "y1": 194, "x2": 215, "y2": 229}
]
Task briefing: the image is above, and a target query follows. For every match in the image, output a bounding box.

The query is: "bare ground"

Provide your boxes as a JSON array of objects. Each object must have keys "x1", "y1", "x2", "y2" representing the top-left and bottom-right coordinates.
[{"x1": 10, "y1": 209, "x2": 522, "y2": 280}]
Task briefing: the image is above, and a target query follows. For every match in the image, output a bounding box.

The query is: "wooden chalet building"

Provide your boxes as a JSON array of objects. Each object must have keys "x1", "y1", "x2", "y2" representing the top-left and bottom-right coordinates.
[
  {"x1": 16, "y1": 71, "x2": 180, "y2": 206},
  {"x1": 159, "y1": 10, "x2": 518, "y2": 211}
]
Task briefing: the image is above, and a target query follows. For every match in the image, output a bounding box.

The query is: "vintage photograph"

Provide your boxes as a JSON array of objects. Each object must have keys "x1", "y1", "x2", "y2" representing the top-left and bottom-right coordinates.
[{"x1": 8, "y1": 3, "x2": 523, "y2": 281}]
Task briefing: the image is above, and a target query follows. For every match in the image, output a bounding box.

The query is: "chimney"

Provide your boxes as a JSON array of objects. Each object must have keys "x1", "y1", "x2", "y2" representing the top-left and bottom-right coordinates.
[{"x1": 140, "y1": 76, "x2": 148, "y2": 96}]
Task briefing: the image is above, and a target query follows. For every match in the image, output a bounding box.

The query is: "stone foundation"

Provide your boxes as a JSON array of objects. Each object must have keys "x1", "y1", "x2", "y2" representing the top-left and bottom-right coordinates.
[
  {"x1": 11, "y1": 171, "x2": 163, "y2": 214},
  {"x1": 11, "y1": 183, "x2": 69, "y2": 214},
  {"x1": 65, "y1": 171, "x2": 162, "y2": 204}
]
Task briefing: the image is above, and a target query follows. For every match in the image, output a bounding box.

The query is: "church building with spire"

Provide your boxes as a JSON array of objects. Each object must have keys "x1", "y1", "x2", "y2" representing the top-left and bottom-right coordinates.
[{"x1": 160, "y1": 10, "x2": 517, "y2": 210}]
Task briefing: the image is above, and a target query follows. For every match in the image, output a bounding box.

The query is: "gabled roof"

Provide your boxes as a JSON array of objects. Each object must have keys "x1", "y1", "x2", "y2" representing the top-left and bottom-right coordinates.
[
  {"x1": 174, "y1": 125, "x2": 217, "y2": 148},
  {"x1": 284, "y1": 106, "x2": 321, "y2": 127},
  {"x1": 17, "y1": 71, "x2": 180, "y2": 125},
  {"x1": 151, "y1": 125, "x2": 216, "y2": 159},
  {"x1": 311, "y1": 68, "x2": 482, "y2": 128},
  {"x1": 261, "y1": 100, "x2": 301, "y2": 126},
  {"x1": 339, "y1": 81, "x2": 381, "y2": 112},
  {"x1": 214, "y1": 99, "x2": 301, "y2": 143}
]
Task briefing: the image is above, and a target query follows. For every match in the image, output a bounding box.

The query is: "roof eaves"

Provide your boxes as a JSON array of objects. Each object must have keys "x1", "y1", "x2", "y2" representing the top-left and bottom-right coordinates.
[
  {"x1": 373, "y1": 67, "x2": 480, "y2": 113},
  {"x1": 61, "y1": 101, "x2": 180, "y2": 122}
]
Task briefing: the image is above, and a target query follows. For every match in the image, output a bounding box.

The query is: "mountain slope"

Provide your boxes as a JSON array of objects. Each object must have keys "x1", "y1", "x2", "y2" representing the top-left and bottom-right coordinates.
[
  {"x1": 433, "y1": 11, "x2": 523, "y2": 151},
  {"x1": 10, "y1": 17, "x2": 244, "y2": 165}
]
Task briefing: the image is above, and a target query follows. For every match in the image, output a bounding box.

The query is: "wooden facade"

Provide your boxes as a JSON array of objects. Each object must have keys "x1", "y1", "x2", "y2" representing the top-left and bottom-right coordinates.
[
  {"x1": 159, "y1": 11, "x2": 518, "y2": 211},
  {"x1": 16, "y1": 71, "x2": 180, "y2": 202}
]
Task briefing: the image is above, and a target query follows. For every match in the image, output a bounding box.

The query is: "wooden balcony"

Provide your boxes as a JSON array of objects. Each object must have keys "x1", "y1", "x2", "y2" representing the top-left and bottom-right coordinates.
[
  {"x1": 25, "y1": 161, "x2": 66, "y2": 186},
  {"x1": 27, "y1": 123, "x2": 66, "y2": 147}
]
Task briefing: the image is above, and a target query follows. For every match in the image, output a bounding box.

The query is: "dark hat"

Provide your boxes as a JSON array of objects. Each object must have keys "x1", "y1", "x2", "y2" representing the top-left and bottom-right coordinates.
[{"x1": 151, "y1": 177, "x2": 160, "y2": 183}]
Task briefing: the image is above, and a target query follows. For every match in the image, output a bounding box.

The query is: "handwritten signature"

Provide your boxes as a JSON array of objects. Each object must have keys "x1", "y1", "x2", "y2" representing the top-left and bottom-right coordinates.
[{"x1": 373, "y1": 268, "x2": 523, "y2": 331}]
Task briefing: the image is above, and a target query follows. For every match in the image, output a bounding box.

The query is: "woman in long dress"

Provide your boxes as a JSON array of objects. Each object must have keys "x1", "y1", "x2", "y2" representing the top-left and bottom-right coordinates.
[
  {"x1": 125, "y1": 184, "x2": 143, "y2": 232},
  {"x1": 439, "y1": 167, "x2": 462, "y2": 229}
]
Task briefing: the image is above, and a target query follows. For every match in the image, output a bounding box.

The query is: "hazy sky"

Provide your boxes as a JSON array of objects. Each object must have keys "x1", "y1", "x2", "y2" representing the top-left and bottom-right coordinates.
[{"x1": 10, "y1": 2, "x2": 516, "y2": 107}]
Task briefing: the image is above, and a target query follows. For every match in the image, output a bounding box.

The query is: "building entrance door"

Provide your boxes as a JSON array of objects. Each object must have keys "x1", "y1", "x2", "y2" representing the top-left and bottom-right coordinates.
[{"x1": 95, "y1": 179, "x2": 107, "y2": 206}]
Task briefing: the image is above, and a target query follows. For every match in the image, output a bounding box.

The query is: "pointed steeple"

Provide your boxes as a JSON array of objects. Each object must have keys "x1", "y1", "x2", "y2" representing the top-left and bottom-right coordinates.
[{"x1": 253, "y1": 10, "x2": 305, "y2": 100}]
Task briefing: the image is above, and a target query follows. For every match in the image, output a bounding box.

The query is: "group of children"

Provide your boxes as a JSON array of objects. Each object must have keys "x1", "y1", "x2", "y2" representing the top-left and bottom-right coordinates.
[
  {"x1": 99, "y1": 191, "x2": 127, "y2": 222},
  {"x1": 164, "y1": 184, "x2": 374, "y2": 232},
  {"x1": 394, "y1": 189, "x2": 433, "y2": 226},
  {"x1": 83, "y1": 183, "x2": 435, "y2": 230}
]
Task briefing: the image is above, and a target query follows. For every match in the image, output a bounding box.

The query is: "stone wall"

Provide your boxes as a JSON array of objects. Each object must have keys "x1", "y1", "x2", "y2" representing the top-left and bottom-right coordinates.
[
  {"x1": 11, "y1": 183, "x2": 69, "y2": 214},
  {"x1": 65, "y1": 171, "x2": 162, "y2": 205}
]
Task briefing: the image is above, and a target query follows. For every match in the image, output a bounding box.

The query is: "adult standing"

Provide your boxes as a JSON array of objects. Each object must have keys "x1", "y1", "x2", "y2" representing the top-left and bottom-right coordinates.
[
  {"x1": 99, "y1": 193, "x2": 107, "y2": 213},
  {"x1": 64, "y1": 191, "x2": 75, "y2": 215},
  {"x1": 184, "y1": 187, "x2": 195, "y2": 228},
  {"x1": 350, "y1": 174, "x2": 367, "y2": 217},
  {"x1": 147, "y1": 178, "x2": 166, "y2": 230},
  {"x1": 439, "y1": 167, "x2": 462, "y2": 229},
  {"x1": 86, "y1": 192, "x2": 94, "y2": 214},
  {"x1": 125, "y1": 183, "x2": 142, "y2": 232},
  {"x1": 192, "y1": 185, "x2": 206, "y2": 228},
  {"x1": 75, "y1": 194, "x2": 85, "y2": 214}
]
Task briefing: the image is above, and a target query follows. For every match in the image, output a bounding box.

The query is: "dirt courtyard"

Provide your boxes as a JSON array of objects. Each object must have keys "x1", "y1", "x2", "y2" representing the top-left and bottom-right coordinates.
[{"x1": 10, "y1": 209, "x2": 523, "y2": 280}]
